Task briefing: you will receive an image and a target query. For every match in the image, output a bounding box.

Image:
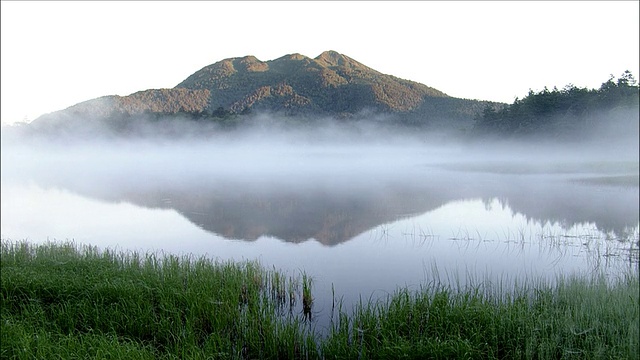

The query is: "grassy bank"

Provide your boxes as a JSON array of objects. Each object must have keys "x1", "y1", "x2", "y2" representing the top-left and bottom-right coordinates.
[
  {"x1": 1, "y1": 241, "x2": 316, "y2": 359},
  {"x1": 1, "y1": 241, "x2": 638, "y2": 359}
]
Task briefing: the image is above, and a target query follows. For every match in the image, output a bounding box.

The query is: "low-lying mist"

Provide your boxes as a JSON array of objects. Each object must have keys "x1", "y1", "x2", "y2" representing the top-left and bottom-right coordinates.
[
  {"x1": 2, "y1": 112, "x2": 638, "y2": 188},
  {"x1": 2, "y1": 111, "x2": 638, "y2": 243},
  {"x1": 3, "y1": 110, "x2": 637, "y2": 178}
]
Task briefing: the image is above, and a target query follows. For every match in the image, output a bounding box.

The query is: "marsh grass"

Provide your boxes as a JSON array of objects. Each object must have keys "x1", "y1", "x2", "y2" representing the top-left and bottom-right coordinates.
[
  {"x1": 321, "y1": 270, "x2": 639, "y2": 359},
  {"x1": 0, "y1": 241, "x2": 316, "y2": 359},
  {"x1": 302, "y1": 272, "x2": 313, "y2": 321},
  {"x1": 1, "y1": 240, "x2": 638, "y2": 359}
]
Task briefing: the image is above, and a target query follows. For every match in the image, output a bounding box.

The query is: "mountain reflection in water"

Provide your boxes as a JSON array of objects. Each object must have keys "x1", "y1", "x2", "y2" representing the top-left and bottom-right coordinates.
[
  {"x1": 3, "y1": 138, "x2": 639, "y2": 335},
  {"x1": 1, "y1": 136, "x2": 638, "y2": 246},
  {"x1": 108, "y1": 171, "x2": 638, "y2": 246}
]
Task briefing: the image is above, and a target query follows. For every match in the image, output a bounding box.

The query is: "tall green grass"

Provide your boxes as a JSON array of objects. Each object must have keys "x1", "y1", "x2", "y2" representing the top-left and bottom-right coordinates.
[
  {"x1": 1, "y1": 241, "x2": 316, "y2": 359},
  {"x1": 2, "y1": 240, "x2": 638, "y2": 359},
  {"x1": 321, "y1": 271, "x2": 639, "y2": 359}
]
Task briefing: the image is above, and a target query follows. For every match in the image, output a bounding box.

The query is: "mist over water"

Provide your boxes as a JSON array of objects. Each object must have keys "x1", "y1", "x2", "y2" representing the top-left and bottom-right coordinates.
[
  {"x1": 1, "y1": 114, "x2": 638, "y2": 332},
  {"x1": 2, "y1": 113, "x2": 638, "y2": 244}
]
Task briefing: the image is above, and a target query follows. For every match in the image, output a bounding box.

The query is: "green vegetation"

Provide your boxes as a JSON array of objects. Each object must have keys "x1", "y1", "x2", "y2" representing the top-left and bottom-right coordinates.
[
  {"x1": 25, "y1": 50, "x2": 639, "y2": 138},
  {"x1": 2, "y1": 241, "x2": 638, "y2": 359},
  {"x1": 323, "y1": 273, "x2": 639, "y2": 359},
  {"x1": 174, "y1": 51, "x2": 496, "y2": 127},
  {"x1": 474, "y1": 71, "x2": 639, "y2": 138},
  {"x1": 174, "y1": 50, "x2": 458, "y2": 118},
  {"x1": 1, "y1": 241, "x2": 317, "y2": 359}
]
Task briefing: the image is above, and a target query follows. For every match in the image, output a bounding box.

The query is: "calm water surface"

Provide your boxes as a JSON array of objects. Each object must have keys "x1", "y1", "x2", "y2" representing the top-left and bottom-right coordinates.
[{"x1": 2, "y1": 136, "x2": 638, "y2": 332}]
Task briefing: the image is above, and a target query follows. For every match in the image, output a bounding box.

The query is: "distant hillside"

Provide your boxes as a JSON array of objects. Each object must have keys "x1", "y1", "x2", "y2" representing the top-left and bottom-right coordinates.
[
  {"x1": 175, "y1": 51, "x2": 449, "y2": 115},
  {"x1": 28, "y1": 50, "x2": 497, "y2": 135},
  {"x1": 474, "y1": 71, "x2": 639, "y2": 140}
]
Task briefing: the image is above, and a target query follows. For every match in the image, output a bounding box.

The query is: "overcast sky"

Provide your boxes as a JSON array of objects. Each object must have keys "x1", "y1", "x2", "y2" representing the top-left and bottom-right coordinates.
[{"x1": 1, "y1": 1, "x2": 638, "y2": 125}]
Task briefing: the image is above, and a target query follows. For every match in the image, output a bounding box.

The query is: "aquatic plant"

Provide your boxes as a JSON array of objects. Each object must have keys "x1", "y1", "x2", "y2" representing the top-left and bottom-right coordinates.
[{"x1": 1, "y1": 240, "x2": 637, "y2": 359}]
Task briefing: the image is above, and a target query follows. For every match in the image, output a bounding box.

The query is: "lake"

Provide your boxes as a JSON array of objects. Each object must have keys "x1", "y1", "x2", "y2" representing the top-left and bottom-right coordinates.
[{"x1": 1, "y1": 131, "x2": 638, "y2": 333}]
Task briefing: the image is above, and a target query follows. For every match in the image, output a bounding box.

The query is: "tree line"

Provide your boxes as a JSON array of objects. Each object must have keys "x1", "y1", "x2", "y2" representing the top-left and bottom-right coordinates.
[{"x1": 473, "y1": 71, "x2": 639, "y2": 138}]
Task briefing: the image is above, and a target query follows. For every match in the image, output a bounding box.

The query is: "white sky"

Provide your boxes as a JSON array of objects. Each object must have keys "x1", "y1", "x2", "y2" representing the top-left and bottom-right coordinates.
[{"x1": 1, "y1": 1, "x2": 639, "y2": 125}]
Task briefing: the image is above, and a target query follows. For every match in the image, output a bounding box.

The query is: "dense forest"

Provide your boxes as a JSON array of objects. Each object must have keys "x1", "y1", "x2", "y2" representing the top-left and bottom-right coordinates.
[{"x1": 473, "y1": 71, "x2": 639, "y2": 139}]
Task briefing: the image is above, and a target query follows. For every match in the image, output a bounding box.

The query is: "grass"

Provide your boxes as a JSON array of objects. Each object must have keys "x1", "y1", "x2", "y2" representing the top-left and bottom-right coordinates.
[
  {"x1": 0, "y1": 241, "x2": 316, "y2": 359},
  {"x1": 323, "y1": 273, "x2": 639, "y2": 359},
  {"x1": 1, "y1": 240, "x2": 638, "y2": 359}
]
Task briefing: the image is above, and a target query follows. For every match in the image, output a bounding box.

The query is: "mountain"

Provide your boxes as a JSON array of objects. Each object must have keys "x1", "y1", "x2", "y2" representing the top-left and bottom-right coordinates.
[
  {"x1": 175, "y1": 51, "x2": 449, "y2": 114},
  {"x1": 28, "y1": 50, "x2": 498, "y2": 134}
]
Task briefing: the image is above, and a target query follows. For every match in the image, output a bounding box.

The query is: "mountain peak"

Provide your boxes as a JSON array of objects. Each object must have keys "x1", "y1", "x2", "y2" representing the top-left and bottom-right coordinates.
[
  {"x1": 315, "y1": 50, "x2": 365, "y2": 69},
  {"x1": 315, "y1": 50, "x2": 346, "y2": 64},
  {"x1": 274, "y1": 53, "x2": 309, "y2": 62},
  {"x1": 31, "y1": 50, "x2": 494, "y2": 132}
]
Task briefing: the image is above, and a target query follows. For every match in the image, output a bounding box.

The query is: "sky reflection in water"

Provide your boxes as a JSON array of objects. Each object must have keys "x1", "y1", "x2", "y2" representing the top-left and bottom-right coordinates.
[{"x1": 1, "y1": 138, "x2": 638, "y2": 333}]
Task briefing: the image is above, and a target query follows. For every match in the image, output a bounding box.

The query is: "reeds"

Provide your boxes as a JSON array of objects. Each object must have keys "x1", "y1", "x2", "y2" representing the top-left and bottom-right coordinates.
[
  {"x1": 0, "y1": 240, "x2": 316, "y2": 359},
  {"x1": 321, "y1": 270, "x2": 639, "y2": 359},
  {"x1": 2, "y1": 240, "x2": 637, "y2": 359}
]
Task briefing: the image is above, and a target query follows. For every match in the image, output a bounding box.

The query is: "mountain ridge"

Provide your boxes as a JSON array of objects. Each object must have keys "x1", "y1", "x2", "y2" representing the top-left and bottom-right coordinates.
[{"x1": 30, "y1": 50, "x2": 499, "y2": 132}]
